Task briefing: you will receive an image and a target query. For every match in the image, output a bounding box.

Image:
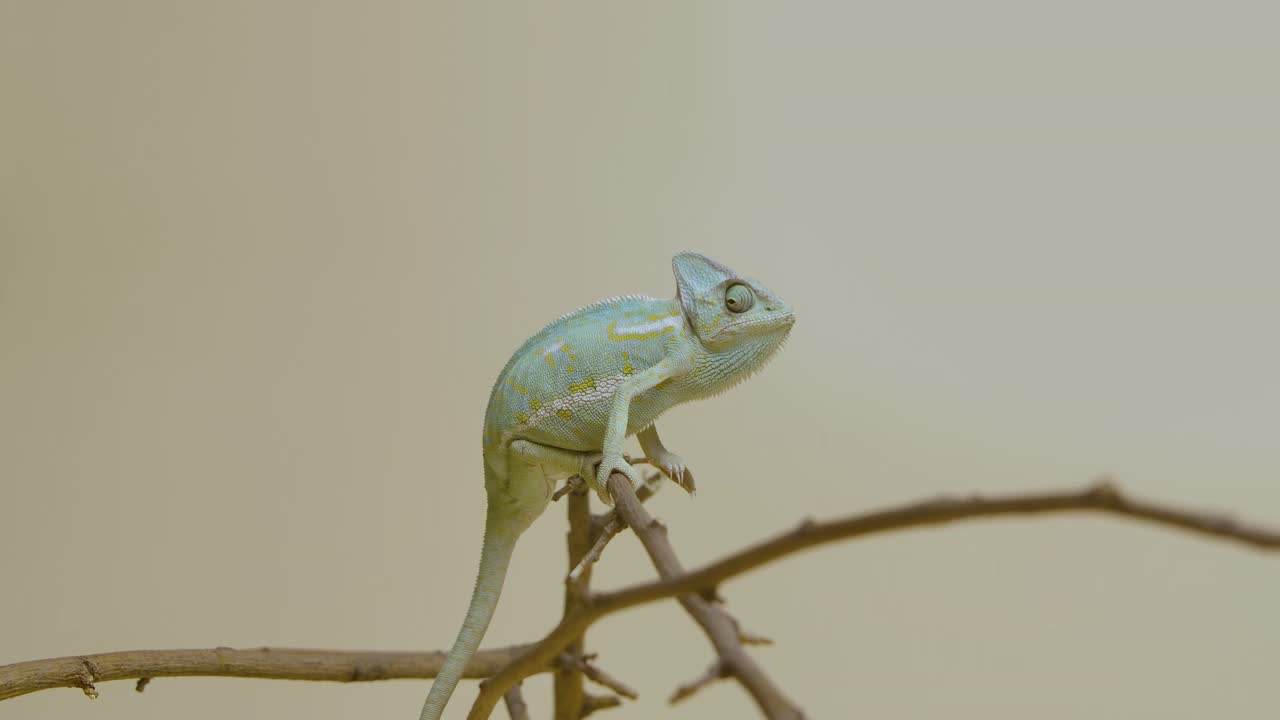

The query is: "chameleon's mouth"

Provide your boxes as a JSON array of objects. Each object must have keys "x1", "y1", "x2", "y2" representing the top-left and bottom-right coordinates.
[{"x1": 729, "y1": 311, "x2": 794, "y2": 337}]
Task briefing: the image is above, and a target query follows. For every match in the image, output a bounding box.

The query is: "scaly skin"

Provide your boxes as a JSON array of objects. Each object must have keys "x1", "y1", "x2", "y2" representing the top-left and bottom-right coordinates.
[{"x1": 419, "y1": 253, "x2": 794, "y2": 719}]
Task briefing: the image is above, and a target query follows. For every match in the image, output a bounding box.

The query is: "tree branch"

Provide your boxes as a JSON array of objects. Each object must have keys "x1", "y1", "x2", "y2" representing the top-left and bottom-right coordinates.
[
  {"x1": 553, "y1": 484, "x2": 595, "y2": 719},
  {"x1": 465, "y1": 478, "x2": 1279, "y2": 718},
  {"x1": 5, "y1": 480, "x2": 1277, "y2": 713},
  {"x1": 607, "y1": 474, "x2": 803, "y2": 718},
  {"x1": 0, "y1": 645, "x2": 536, "y2": 702}
]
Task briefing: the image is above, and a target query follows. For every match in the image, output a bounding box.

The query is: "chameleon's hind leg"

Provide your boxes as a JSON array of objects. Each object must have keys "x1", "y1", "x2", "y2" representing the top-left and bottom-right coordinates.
[
  {"x1": 637, "y1": 424, "x2": 695, "y2": 495},
  {"x1": 505, "y1": 440, "x2": 594, "y2": 505}
]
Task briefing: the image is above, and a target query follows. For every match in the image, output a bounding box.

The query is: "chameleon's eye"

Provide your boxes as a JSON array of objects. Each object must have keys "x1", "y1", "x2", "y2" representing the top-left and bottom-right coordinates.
[{"x1": 724, "y1": 283, "x2": 755, "y2": 313}]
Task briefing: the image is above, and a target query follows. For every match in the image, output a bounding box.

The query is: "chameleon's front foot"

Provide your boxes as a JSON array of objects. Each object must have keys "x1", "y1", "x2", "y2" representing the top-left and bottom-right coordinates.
[{"x1": 590, "y1": 453, "x2": 642, "y2": 505}]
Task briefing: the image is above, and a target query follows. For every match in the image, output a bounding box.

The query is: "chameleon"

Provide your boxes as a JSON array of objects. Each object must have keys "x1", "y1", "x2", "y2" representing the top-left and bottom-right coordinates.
[{"x1": 419, "y1": 252, "x2": 795, "y2": 719}]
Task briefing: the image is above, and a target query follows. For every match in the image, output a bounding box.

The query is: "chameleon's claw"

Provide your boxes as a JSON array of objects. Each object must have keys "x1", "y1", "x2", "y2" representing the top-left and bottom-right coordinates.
[
  {"x1": 647, "y1": 451, "x2": 696, "y2": 497},
  {"x1": 674, "y1": 466, "x2": 696, "y2": 496}
]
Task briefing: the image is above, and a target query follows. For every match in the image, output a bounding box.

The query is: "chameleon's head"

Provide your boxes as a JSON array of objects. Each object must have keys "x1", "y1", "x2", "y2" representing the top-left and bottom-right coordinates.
[{"x1": 673, "y1": 252, "x2": 795, "y2": 355}]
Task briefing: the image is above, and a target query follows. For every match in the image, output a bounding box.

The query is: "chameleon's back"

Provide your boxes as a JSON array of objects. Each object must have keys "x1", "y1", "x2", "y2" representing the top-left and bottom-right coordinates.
[{"x1": 482, "y1": 294, "x2": 689, "y2": 455}]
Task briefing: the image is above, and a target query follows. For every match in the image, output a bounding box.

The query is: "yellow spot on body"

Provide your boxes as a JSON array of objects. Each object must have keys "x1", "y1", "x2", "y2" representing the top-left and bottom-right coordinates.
[
  {"x1": 568, "y1": 377, "x2": 596, "y2": 393},
  {"x1": 648, "y1": 310, "x2": 681, "y2": 321},
  {"x1": 545, "y1": 355, "x2": 556, "y2": 368},
  {"x1": 699, "y1": 313, "x2": 725, "y2": 334},
  {"x1": 566, "y1": 365, "x2": 576, "y2": 374},
  {"x1": 622, "y1": 351, "x2": 629, "y2": 360},
  {"x1": 530, "y1": 398, "x2": 542, "y2": 411},
  {"x1": 509, "y1": 379, "x2": 530, "y2": 395},
  {"x1": 557, "y1": 409, "x2": 573, "y2": 420},
  {"x1": 622, "y1": 364, "x2": 634, "y2": 375},
  {"x1": 515, "y1": 411, "x2": 530, "y2": 424}
]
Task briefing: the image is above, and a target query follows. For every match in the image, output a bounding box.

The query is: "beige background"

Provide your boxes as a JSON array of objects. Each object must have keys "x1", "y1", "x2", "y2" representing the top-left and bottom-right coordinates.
[{"x1": 3, "y1": 2, "x2": 1278, "y2": 718}]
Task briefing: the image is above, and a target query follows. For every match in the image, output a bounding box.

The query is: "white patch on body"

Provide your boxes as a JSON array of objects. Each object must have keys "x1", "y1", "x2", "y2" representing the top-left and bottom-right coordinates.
[
  {"x1": 527, "y1": 373, "x2": 624, "y2": 425},
  {"x1": 611, "y1": 315, "x2": 682, "y2": 337}
]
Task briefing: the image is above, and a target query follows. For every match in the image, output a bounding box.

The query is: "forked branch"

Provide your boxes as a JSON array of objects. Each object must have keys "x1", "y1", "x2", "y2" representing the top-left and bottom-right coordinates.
[
  {"x1": 606, "y1": 474, "x2": 802, "y2": 718},
  {"x1": 465, "y1": 477, "x2": 1279, "y2": 717},
  {"x1": 3, "y1": 479, "x2": 1277, "y2": 714}
]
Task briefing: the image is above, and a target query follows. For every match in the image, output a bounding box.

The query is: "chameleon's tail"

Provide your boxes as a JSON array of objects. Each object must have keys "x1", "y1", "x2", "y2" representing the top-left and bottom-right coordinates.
[{"x1": 419, "y1": 506, "x2": 519, "y2": 720}]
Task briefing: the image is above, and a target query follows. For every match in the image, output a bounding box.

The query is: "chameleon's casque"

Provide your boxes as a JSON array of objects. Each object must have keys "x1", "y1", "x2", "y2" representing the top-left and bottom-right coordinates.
[{"x1": 419, "y1": 253, "x2": 794, "y2": 719}]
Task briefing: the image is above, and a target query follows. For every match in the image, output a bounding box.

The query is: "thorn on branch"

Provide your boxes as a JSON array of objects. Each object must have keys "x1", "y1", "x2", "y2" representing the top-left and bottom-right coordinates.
[
  {"x1": 727, "y1": 614, "x2": 774, "y2": 646},
  {"x1": 698, "y1": 586, "x2": 725, "y2": 604},
  {"x1": 76, "y1": 657, "x2": 98, "y2": 699},
  {"x1": 557, "y1": 653, "x2": 638, "y2": 700},
  {"x1": 580, "y1": 692, "x2": 623, "y2": 717},
  {"x1": 134, "y1": 677, "x2": 151, "y2": 693},
  {"x1": 554, "y1": 476, "x2": 587, "y2": 502},
  {"x1": 1088, "y1": 475, "x2": 1122, "y2": 504},
  {"x1": 669, "y1": 661, "x2": 728, "y2": 704}
]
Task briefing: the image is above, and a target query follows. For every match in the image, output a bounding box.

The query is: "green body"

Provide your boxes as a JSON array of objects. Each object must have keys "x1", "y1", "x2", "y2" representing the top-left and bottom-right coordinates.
[{"x1": 420, "y1": 253, "x2": 794, "y2": 719}]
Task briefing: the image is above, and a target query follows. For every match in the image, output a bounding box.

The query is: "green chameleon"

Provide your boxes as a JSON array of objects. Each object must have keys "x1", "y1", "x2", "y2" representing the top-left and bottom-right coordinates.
[{"x1": 419, "y1": 252, "x2": 795, "y2": 719}]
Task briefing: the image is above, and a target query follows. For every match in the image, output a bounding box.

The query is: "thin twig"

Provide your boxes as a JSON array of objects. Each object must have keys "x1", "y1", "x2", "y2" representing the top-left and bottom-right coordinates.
[
  {"x1": 503, "y1": 683, "x2": 530, "y2": 720},
  {"x1": 569, "y1": 517, "x2": 624, "y2": 583},
  {"x1": 552, "y1": 476, "x2": 585, "y2": 502},
  {"x1": 570, "y1": 469, "x2": 666, "y2": 582},
  {"x1": 606, "y1": 475, "x2": 803, "y2": 719},
  {"x1": 558, "y1": 654, "x2": 638, "y2": 700}
]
